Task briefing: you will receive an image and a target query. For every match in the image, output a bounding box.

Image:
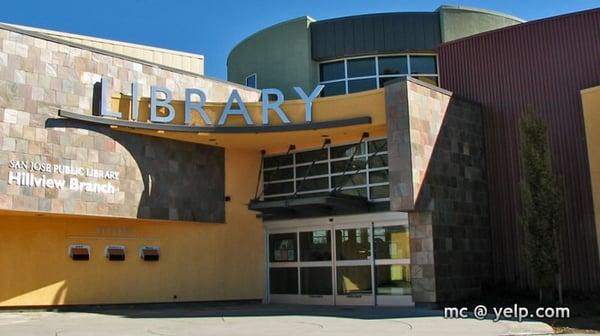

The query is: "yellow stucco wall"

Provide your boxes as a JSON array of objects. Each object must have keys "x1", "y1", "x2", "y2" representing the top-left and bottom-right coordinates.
[
  {"x1": 0, "y1": 149, "x2": 264, "y2": 307},
  {"x1": 582, "y1": 85, "x2": 600, "y2": 262},
  {"x1": 0, "y1": 87, "x2": 389, "y2": 307}
]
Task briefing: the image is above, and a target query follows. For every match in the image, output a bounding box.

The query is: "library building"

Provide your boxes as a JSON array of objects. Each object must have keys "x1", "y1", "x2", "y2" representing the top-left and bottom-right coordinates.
[{"x1": 0, "y1": 6, "x2": 598, "y2": 307}]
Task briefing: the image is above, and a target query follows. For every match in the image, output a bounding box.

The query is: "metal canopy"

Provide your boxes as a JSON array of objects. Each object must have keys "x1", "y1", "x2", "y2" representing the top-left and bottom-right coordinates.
[
  {"x1": 248, "y1": 194, "x2": 373, "y2": 219},
  {"x1": 58, "y1": 110, "x2": 372, "y2": 134}
]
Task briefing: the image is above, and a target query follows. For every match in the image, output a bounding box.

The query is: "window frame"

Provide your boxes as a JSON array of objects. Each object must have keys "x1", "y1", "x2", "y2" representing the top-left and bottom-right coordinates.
[
  {"x1": 318, "y1": 53, "x2": 439, "y2": 97},
  {"x1": 262, "y1": 137, "x2": 390, "y2": 202},
  {"x1": 245, "y1": 73, "x2": 257, "y2": 88}
]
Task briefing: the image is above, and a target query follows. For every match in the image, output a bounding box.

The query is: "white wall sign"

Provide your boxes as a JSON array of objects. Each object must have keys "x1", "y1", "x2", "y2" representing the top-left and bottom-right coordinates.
[{"x1": 7, "y1": 160, "x2": 119, "y2": 194}]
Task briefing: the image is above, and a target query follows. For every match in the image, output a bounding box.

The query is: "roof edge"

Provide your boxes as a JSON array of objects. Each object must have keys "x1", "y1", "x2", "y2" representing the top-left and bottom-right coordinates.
[
  {"x1": 1, "y1": 22, "x2": 204, "y2": 60},
  {"x1": 314, "y1": 11, "x2": 438, "y2": 25},
  {"x1": 581, "y1": 85, "x2": 600, "y2": 95},
  {"x1": 0, "y1": 23, "x2": 260, "y2": 93},
  {"x1": 436, "y1": 5, "x2": 525, "y2": 23},
  {"x1": 438, "y1": 7, "x2": 600, "y2": 48}
]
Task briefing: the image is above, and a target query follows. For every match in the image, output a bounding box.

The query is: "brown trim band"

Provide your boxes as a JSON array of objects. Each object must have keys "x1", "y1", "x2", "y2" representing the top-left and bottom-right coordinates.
[{"x1": 58, "y1": 110, "x2": 372, "y2": 133}]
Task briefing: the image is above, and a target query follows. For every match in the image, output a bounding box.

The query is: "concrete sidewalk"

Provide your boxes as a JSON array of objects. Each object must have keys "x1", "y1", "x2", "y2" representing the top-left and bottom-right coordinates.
[{"x1": 0, "y1": 303, "x2": 556, "y2": 335}]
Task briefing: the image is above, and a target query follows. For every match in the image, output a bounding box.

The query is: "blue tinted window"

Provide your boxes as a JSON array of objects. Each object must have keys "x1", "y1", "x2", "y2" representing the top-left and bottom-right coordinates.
[
  {"x1": 320, "y1": 61, "x2": 345, "y2": 81},
  {"x1": 348, "y1": 78, "x2": 377, "y2": 93},
  {"x1": 379, "y1": 56, "x2": 408, "y2": 75},
  {"x1": 245, "y1": 73, "x2": 257, "y2": 88},
  {"x1": 410, "y1": 56, "x2": 437, "y2": 74},
  {"x1": 347, "y1": 58, "x2": 375, "y2": 78},
  {"x1": 321, "y1": 81, "x2": 346, "y2": 97}
]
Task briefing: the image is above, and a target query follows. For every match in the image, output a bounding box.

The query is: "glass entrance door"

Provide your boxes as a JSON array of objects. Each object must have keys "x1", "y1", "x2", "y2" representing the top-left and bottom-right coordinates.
[
  {"x1": 334, "y1": 225, "x2": 374, "y2": 306},
  {"x1": 268, "y1": 228, "x2": 334, "y2": 305},
  {"x1": 373, "y1": 225, "x2": 412, "y2": 306},
  {"x1": 266, "y1": 213, "x2": 412, "y2": 306},
  {"x1": 298, "y1": 229, "x2": 333, "y2": 304}
]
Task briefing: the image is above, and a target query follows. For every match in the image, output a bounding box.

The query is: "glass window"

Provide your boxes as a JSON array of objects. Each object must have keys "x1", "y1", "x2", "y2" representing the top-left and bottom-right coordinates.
[
  {"x1": 295, "y1": 163, "x2": 328, "y2": 178},
  {"x1": 300, "y1": 230, "x2": 331, "y2": 261},
  {"x1": 264, "y1": 181, "x2": 294, "y2": 196},
  {"x1": 296, "y1": 177, "x2": 329, "y2": 192},
  {"x1": 262, "y1": 139, "x2": 389, "y2": 202},
  {"x1": 320, "y1": 61, "x2": 345, "y2": 81},
  {"x1": 339, "y1": 187, "x2": 368, "y2": 198},
  {"x1": 368, "y1": 139, "x2": 387, "y2": 153},
  {"x1": 332, "y1": 173, "x2": 366, "y2": 188},
  {"x1": 264, "y1": 155, "x2": 292, "y2": 169},
  {"x1": 337, "y1": 266, "x2": 372, "y2": 295},
  {"x1": 319, "y1": 55, "x2": 438, "y2": 96},
  {"x1": 269, "y1": 268, "x2": 298, "y2": 294},
  {"x1": 321, "y1": 82, "x2": 346, "y2": 97},
  {"x1": 410, "y1": 56, "x2": 437, "y2": 74},
  {"x1": 296, "y1": 149, "x2": 328, "y2": 164},
  {"x1": 245, "y1": 73, "x2": 257, "y2": 88},
  {"x1": 301, "y1": 267, "x2": 332, "y2": 295},
  {"x1": 373, "y1": 226, "x2": 409, "y2": 259},
  {"x1": 336, "y1": 228, "x2": 371, "y2": 260},
  {"x1": 368, "y1": 154, "x2": 388, "y2": 169},
  {"x1": 348, "y1": 78, "x2": 377, "y2": 94},
  {"x1": 369, "y1": 185, "x2": 389, "y2": 199},
  {"x1": 375, "y1": 265, "x2": 411, "y2": 295},
  {"x1": 331, "y1": 158, "x2": 367, "y2": 174},
  {"x1": 368, "y1": 170, "x2": 388, "y2": 184},
  {"x1": 378, "y1": 56, "x2": 408, "y2": 75},
  {"x1": 379, "y1": 76, "x2": 402, "y2": 88},
  {"x1": 264, "y1": 168, "x2": 293, "y2": 182},
  {"x1": 414, "y1": 76, "x2": 438, "y2": 86},
  {"x1": 330, "y1": 143, "x2": 365, "y2": 159},
  {"x1": 269, "y1": 233, "x2": 297, "y2": 262},
  {"x1": 297, "y1": 191, "x2": 330, "y2": 198},
  {"x1": 347, "y1": 57, "x2": 376, "y2": 77}
]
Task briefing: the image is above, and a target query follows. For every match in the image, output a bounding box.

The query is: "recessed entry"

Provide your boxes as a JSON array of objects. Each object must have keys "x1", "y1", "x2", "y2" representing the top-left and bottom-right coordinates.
[
  {"x1": 68, "y1": 244, "x2": 90, "y2": 261},
  {"x1": 140, "y1": 246, "x2": 160, "y2": 261},
  {"x1": 105, "y1": 245, "x2": 126, "y2": 261}
]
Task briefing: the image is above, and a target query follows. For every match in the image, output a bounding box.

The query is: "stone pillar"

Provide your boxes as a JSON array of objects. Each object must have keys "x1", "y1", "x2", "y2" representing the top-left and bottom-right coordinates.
[
  {"x1": 385, "y1": 77, "x2": 489, "y2": 305},
  {"x1": 408, "y1": 211, "x2": 437, "y2": 304}
]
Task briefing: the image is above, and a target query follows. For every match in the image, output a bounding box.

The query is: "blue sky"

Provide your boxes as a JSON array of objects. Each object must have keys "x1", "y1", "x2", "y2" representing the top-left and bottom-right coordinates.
[{"x1": 0, "y1": 0, "x2": 597, "y2": 79}]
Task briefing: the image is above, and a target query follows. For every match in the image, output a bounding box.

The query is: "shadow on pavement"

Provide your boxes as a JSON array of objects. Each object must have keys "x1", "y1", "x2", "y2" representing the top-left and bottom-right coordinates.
[{"x1": 13, "y1": 301, "x2": 442, "y2": 320}]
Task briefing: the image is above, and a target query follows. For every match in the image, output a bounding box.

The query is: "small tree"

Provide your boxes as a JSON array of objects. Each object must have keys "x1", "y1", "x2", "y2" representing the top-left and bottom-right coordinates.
[{"x1": 519, "y1": 107, "x2": 563, "y2": 304}]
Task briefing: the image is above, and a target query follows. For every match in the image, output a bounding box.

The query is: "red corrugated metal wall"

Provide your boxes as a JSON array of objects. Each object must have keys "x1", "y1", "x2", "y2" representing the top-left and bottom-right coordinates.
[{"x1": 438, "y1": 8, "x2": 600, "y2": 291}]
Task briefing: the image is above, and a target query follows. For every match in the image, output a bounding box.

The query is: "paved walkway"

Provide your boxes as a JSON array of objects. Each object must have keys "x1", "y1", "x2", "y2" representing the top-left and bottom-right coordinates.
[{"x1": 0, "y1": 303, "x2": 557, "y2": 335}]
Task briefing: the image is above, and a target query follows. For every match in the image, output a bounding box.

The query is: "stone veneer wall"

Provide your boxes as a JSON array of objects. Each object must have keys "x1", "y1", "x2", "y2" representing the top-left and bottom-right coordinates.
[
  {"x1": 386, "y1": 78, "x2": 489, "y2": 304},
  {"x1": 0, "y1": 26, "x2": 259, "y2": 222}
]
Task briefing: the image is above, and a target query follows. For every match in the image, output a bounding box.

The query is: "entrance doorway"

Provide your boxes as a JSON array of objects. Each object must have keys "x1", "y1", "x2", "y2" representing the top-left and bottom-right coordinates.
[{"x1": 265, "y1": 212, "x2": 412, "y2": 306}]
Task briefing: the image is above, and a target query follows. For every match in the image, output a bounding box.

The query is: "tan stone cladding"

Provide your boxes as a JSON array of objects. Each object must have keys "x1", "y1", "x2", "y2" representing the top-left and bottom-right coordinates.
[
  {"x1": 386, "y1": 78, "x2": 488, "y2": 304},
  {"x1": 0, "y1": 27, "x2": 249, "y2": 222}
]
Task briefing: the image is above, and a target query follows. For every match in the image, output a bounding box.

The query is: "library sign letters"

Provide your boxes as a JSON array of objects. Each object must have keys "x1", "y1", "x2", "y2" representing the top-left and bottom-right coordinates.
[
  {"x1": 7, "y1": 160, "x2": 119, "y2": 194},
  {"x1": 100, "y1": 77, "x2": 325, "y2": 126}
]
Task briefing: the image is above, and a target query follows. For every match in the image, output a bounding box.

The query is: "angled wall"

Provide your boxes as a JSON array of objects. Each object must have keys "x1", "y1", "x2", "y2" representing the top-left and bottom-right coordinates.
[
  {"x1": 386, "y1": 78, "x2": 488, "y2": 303},
  {"x1": 438, "y1": 5, "x2": 524, "y2": 42},
  {"x1": 582, "y1": 85, "x2": 600, "y2": 263}
]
